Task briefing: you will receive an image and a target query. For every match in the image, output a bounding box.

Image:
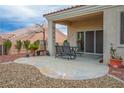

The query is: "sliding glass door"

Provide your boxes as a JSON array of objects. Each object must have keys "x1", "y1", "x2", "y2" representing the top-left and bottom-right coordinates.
[
  {"x1": 86, "y1": 31, "x2": 94, "y2": 53},
  {"x1": 77, "y1": 30, "x2": 103, "y2": 54},
  {"x1": 96, "y1": 31, "x2": 103, "y2": 53}
]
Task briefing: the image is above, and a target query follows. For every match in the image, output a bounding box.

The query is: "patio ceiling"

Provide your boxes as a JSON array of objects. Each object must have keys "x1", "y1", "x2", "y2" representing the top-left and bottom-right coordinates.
[{"x1": 54, "y1": 12, "x2": 103, "y2": 25}]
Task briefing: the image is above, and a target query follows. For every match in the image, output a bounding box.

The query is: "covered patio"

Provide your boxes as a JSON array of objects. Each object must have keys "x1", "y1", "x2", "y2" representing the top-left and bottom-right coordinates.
[
  {"x1": 54, "y1": 11, "x2": 103, "y2": 55},
  {"x1": 44, "y1": 5, "x2": 119, "y2": 64},
  {"x1": 14, "y1": 55, "x2": 108, "y2": 80}
]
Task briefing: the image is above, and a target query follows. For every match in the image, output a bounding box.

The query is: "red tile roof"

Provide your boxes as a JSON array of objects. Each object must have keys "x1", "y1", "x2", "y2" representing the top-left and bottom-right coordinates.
[{"x1": 43, "y1": 5, "x2": 84, "y2": 16}]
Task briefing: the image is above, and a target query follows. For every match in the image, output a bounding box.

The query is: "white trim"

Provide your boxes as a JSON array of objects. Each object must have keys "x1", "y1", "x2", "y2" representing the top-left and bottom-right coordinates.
[
  {"x1": 118, "y1": 45, "x2": 124, "y2": 48},
  {"x1": 79, "y1": 52, "x2": 103, "y2": 56},
  {"x1": 45, "y1": 6, "x2": 120, "y2": 21},
  {"x1": 84, "y1": 52, "x2": 103, "y2": 56}
]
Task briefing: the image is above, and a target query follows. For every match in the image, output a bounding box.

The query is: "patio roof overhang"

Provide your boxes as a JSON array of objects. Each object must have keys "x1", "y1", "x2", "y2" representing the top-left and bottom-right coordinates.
[
  {"x1": 43, "y1": 5, "x2": 119, "y2": 23},
  {"x1": 53, "y1": 12, "x2": 103, "y2": 25}
]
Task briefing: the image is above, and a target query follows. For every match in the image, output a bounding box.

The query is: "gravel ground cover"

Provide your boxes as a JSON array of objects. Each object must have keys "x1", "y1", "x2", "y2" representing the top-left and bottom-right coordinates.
[{"x1": 0, "y1": 63, "x2": 124, "y2": 88}]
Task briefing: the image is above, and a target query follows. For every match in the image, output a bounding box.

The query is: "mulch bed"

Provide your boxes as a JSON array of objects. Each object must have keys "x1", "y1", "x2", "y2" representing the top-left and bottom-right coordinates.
[
  {"x1": 0, "y1": 53, "x2": 26, "y2": 63},
  {"x1": 0, "y1": 63, "x2": 124, "y2": 88}
]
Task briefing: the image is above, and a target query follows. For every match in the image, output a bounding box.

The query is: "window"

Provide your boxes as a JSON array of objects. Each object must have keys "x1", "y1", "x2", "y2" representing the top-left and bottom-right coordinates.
[{"x1": 120, "y1": 12, "x2": 124, "y2": 44}]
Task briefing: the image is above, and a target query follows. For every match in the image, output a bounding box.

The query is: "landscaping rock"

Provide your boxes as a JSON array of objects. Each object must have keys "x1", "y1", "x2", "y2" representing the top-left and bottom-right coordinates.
[{"x1": 0, "y1": 63, "x2": 124, "y2": 88}]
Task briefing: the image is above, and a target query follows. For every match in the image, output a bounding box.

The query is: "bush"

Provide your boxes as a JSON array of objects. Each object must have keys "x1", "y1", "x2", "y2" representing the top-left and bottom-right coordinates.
[
  {"x1": 30, "y1": 43, "x2": 39, "y2": 51},
  {"x1": 63, "y1": 40, "x2": 70, "y2": 46},
  {"x1": 15, "y1": 40, "x2": 22, "y2": 53},
  {"x1": 34, "y1": 40, "x2": 40, "y2": 47},
  {"x1": 3, "y1": 39, "x2": 12, "y2": 55},
  {"x1": 29, "y1": 43, "x2": 39, "y2": 56},
  {"x1": 23, "y1": 40, "x2": 30, "y2": 55}
]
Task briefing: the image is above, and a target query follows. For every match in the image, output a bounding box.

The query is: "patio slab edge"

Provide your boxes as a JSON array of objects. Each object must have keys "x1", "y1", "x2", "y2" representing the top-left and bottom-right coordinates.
[{"x1": 107, "y1": 74, "x2": 124, "y2": 83}]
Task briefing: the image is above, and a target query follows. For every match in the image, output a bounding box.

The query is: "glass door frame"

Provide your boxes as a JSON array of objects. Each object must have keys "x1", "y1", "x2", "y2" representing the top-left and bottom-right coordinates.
[{"x1": 77, "y1": 30, "x2": 103, "y2": 55}]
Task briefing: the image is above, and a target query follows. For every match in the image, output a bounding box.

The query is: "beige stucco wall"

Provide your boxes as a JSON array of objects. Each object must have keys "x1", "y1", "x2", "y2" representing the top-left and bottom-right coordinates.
[
  {"x1": 103, "y1": 6, "x2": 124, "y2": 64},
  {"x1": 46, "y1": 5, "x2": 124, "y2": 64},
  {"x1": 67, "y1": 6, "x2": 124, "y2": 64},
  {"x1": 67, "y1": 16, "x2": 103, "y2": 46}
]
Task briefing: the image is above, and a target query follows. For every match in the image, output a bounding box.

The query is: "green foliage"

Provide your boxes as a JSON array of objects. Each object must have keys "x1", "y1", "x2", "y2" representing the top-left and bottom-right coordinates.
[
  {"x1": 29, "y1": 40, "x2": 40, "y2": 56},
  {"x1": 15, "y1": 40, "x2": 22, "y2": 53},
  {"x1": 63, "y1": 40, "x2": 70, "y2": 46},
  {"x1": 23, "y1": 40, "x2": 30, "y2": 53},
  {"x1": 34, "y1": 40, "x2": 40, "y2": 47},
  {"x1": 29, "y1": 43, "x2": 39, "y2": 51},
  {"x1": 3, "y1": 39, "x2": 12, "y2": 55},
  {"x1": 110, "y1": 43, "x2": 123, "y2": 60},
  {"x1": 110, "y1": 44, "x2": 116, "y2": 59}
]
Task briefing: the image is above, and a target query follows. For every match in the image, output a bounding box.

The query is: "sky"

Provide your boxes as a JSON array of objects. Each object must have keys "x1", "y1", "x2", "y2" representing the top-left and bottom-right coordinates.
[{"x1": 0, "y1": 5, "x2": 71, "y2": 34}]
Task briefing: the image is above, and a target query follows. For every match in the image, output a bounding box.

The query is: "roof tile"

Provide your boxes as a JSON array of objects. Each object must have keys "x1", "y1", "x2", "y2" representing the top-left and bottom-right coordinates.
[{"x1": 43, "y1": 5, "x2": 84, "y2": 16}]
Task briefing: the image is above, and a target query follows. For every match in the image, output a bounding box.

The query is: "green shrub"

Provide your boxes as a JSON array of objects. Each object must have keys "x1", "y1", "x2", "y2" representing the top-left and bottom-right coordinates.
[
  {"x1": 30, "y1": 43, "x2": 39, "y2": 51},
  {"x1": 29, "y1": 43, "x2": 39, "y2": 56},
  {"x1": 23, "y1": 40, "x2": 30, "y2": 54},
  {"x1": 34, "y1": 40, "x2": 40, "y2": 47},
  {"x1": 63, "y1": 40, "x2": 70, "y2": 46},
  {"x1": 15, "y1": 40, "x2": 22, "y2": 53},
  {"x1": 3, "y1": 39, "x2": 12, "y2": 55}
]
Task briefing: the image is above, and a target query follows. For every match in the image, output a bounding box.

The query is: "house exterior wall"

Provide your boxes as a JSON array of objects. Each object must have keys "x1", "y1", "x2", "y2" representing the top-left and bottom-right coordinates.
[
  {"x1": 45, "y1": 5, "x2": 124, "y2": 64},
  {"x1": 67, "y1": 6, "x2": 124, "y2": 64},
  {"x1": 67, "y1": 16, "x2": 103, "y2": 46},
  {"x1": 103, "y1": 6, "x2": 124, "y2": 64}
]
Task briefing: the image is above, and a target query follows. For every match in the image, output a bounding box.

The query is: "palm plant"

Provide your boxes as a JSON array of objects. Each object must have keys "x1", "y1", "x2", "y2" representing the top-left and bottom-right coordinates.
[
  {"x1": 15, "y1": 40, "x2": 22, "y2": 54},
  {"x1": 3, "y1": 39, "x2": 12, "y2": 55},
  {"x1": 23, "y1": 40, "x2": 30, "y2": 57}
]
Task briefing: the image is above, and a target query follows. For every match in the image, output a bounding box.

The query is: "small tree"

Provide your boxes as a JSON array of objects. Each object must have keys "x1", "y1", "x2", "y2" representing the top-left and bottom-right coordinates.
[
  {"x1": 3, "y1": 39, "x2": 12, "y2": 55},
  {"x1": 23, "y1": 40, "x2": 30, "y2": 56},
  {"x1": 15, "y1": 40, "x2": 22, "y2": 54},
  {"x1": 29, "y1": 40, "x2": 40, "y2": 56},
  {"x1": 29, "y1": 43, "x2": 39, "y2": 56}
]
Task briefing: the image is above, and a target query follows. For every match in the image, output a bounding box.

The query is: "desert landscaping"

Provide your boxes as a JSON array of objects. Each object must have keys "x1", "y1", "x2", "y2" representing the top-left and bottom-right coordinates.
[{"x1": 0, "y1": 63, "x2": 124, "y2": 88}]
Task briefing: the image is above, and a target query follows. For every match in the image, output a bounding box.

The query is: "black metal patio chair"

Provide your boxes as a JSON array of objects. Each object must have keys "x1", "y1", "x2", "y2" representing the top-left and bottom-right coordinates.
[
  {"x1": 55, "y1": 45, "x2": 64, "y2": 57},
  {"x1": 55, "y1": 45, "x2": 76, "y2": 60}
]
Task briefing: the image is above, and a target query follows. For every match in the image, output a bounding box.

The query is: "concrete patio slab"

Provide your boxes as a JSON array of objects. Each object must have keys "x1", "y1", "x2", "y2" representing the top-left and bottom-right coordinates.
[{"x1": 14, "y1": 56, "x2": 108, "y2": 80}]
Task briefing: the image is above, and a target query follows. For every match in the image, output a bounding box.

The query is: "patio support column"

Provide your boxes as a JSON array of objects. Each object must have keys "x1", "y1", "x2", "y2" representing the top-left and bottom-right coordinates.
[
  {"x1": 103, "y1": 9, "x2": 117, "y2": 64},
  {"x1": 48, "y1": 20, "x2": 56, "y2": 56}
]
